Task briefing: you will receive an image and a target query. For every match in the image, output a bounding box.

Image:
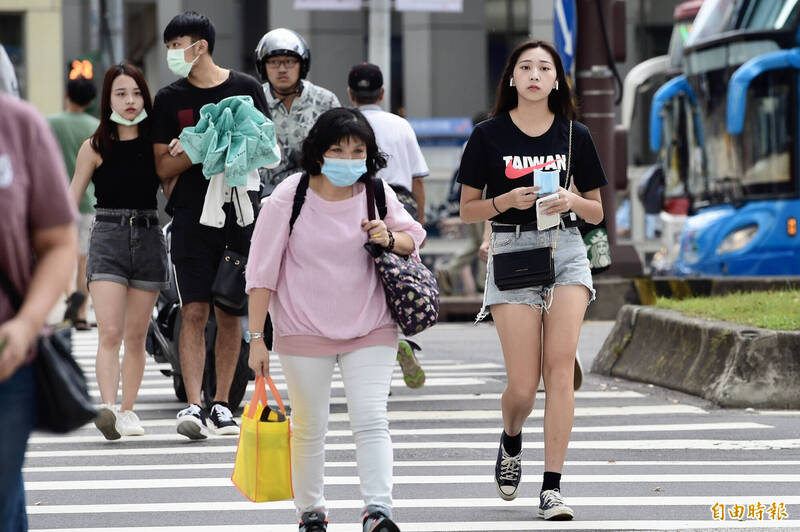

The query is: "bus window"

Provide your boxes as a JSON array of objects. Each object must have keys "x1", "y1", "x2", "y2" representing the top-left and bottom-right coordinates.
[{"x1": 737, "y1": 70, "x2": 796, "y2": 195}]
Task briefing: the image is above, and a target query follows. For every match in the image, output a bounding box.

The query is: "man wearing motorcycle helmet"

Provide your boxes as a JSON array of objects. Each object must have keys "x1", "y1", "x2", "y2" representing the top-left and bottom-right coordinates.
[{"x1": 255, "y1": 28, "x2": 340, "y2": 193}]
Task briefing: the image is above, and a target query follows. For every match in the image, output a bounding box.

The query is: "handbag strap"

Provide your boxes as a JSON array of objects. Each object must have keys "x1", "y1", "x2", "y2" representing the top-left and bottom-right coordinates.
[
  {"x1": 246, "y1": 375, "x2": 287, "y2": 419},
  {"x1": 566, "y1": 119, "x2": 573, "y2": 191},
  {"x1": 365, "y1": 177, "x2": 388, "y2": 221},
  {"x1": 0, "y1": 265, "x2": 23, "y2": 312}
]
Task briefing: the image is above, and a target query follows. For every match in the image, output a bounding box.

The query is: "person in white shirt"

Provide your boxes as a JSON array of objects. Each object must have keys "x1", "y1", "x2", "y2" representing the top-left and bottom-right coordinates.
[
  {"x1": 347, "y1": 63, "x2": 428, "y2": 226},
  {"x1": 348, "y1": 62, "x2": 429, "y2": 390}
]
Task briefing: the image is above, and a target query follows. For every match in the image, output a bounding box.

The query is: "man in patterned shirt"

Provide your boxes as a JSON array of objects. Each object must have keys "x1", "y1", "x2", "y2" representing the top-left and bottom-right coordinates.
[{"x1": 254, "y1": 28, "x2": 340, "y2": 194}]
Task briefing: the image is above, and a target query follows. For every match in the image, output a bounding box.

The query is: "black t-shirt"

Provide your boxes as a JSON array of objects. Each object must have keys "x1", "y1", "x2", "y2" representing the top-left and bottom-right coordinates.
[
  {"x1": 92, "y1": 137, "x2": 159, "y2": 210},
  {"x1": 151, "y1": 70, "x2": 270, "y2": 215},
  {"x1": 457, "y1": 113, "x2": 607, "y2": 225}
]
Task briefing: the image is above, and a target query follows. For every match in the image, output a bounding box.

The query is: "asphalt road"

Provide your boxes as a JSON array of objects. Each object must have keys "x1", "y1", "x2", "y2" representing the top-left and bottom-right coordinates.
[{"x1": 22, "y1": 321, "x2": 800, "y2": 531}]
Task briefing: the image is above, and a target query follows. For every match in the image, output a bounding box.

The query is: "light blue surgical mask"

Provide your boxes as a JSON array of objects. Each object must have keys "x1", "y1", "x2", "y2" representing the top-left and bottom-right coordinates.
[
  {"x1": 321, "y1": 157, "x2": 367, "y2": 187},
  {"x1": 167, "y1": 41, "x2": 199, "y2": 78},
  {"x1": 110, "y1": 109, "x2": 147, "y2": 126}
]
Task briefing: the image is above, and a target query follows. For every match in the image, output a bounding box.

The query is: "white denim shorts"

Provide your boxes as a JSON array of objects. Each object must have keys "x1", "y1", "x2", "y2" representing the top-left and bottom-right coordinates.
[{"x1": 476, "y1": 224, "x2": 595, "y2": 321}]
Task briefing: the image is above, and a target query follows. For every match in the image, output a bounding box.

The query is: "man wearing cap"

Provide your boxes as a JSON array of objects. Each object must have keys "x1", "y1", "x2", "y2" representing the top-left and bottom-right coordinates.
[
  {"x1": 347, "y1": 63, "x2": 428, "y2": 225},
  {"x1": 348, "y1": 62, "x2": 430, "y2": 390},
  {"x1": 255, "y1": 28, "x2": 340, "y2": 192}
]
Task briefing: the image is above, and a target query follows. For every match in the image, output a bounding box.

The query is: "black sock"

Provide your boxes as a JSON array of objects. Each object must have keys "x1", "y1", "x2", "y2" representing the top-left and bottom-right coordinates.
[
  {"x1": 501, "y1": 430, "x2": 522, "y2": 456},
  {"x1": 541, "y1": 471, "x2": 561, "y2": 493}
]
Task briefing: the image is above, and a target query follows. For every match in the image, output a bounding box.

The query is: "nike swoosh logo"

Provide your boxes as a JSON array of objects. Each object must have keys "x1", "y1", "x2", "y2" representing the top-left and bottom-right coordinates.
[{"x1": 504, "y1": 158, "x2": 562, "y2": 179}]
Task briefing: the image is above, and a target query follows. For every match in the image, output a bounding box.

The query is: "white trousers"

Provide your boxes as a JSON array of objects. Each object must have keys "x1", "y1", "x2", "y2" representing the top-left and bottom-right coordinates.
[{"x1": 278, "y1": 344, "x2": 396, "y2": 520}]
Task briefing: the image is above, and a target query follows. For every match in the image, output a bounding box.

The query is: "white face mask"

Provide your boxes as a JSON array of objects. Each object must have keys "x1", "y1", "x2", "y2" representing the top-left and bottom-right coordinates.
[
  {"x1": 110, "y1": 109, "x2": 147, "y2": 126},
  {"x1": 167, "y1": 41, "x2": 200, "y2": 78}
]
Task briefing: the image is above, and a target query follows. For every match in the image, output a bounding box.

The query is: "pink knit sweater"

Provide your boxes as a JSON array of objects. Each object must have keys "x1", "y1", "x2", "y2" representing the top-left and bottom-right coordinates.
[{"x1": 245, "y1": 172, "x2": 426, "y2": 356}]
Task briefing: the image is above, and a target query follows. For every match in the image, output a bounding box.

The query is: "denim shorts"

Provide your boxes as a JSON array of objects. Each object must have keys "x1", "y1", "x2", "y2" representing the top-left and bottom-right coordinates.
[
  {"x1": 86, "y1": 208, "x2": 169, "y2": 292},
  {"x1": 477, "y1": 224, "x2": 595, "y2": 321}
]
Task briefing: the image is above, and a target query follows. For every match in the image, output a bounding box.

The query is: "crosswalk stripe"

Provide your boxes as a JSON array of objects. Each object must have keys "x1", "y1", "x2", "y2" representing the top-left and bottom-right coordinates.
[
  {"x1": 24, "y1": 459, "x2": 800, "y2": 473},
  {"x1": 26, "y1": 422, "x2": 772, "y2": 444},
  {"x1": 23, "y1": 473, "x2": 800, "y2": 491},
  {"x1": 88, "y1": 377, "x2": 487, "y2": 394},
  {"x1": 31, "y1": 522, "x2": 800, "y2": 532},
  {"x1": 64, "y1": 391, "x2": 646, "y2": 412},
  {"x1": 25, "y1": 438, "x2": 800, "y2": 459},
  {"x1": 27, "y1": 327, "x2": 799, "y2": 531},
  {"x1": 26, "y1": 495, "x2": 800, "y2": 514}
]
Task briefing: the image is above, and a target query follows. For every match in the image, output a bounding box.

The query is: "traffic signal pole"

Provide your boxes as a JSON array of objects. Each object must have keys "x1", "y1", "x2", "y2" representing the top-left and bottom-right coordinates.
[{"x1": 575, "y1": 0, "x2": 643, "y2": 275}]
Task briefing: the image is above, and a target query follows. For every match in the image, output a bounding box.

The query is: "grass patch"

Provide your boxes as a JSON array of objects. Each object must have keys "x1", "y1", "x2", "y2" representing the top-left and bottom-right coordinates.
[{"x1": 655, "y1": 290, "x2": 800, "y2": 331}]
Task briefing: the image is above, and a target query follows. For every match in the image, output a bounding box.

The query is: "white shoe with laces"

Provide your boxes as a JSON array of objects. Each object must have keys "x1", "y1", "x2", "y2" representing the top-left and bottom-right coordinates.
[{"x1": 115, "y1": 409, "x2": 145, "y2": 436}]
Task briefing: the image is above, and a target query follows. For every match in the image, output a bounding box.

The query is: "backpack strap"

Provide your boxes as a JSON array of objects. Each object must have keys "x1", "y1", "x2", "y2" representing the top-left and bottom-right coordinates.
[{"x1": 289, "y1": 172, "x2": 310, "y2": 235}]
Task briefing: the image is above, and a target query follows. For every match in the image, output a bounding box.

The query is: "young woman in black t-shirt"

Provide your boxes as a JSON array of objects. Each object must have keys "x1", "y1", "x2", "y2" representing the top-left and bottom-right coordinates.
[
  {"x1": 70, "y1": 63, "x2": 169, "y2": 441},
  {"x1": 458, "y1": 40, "x2": 607, "y2": 521}
]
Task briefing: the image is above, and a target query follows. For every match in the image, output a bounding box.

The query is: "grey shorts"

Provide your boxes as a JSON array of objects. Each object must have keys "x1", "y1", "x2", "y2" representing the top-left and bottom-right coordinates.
[
  {"x1": 86, "y1": 208, "x2": 169, "y2": 292},
  {"x1": 77, "y1": 213, "x2": 94, "y2": 256},
  {"x1": 477, "y1": 224, "x2": 595, "y2": 321}
]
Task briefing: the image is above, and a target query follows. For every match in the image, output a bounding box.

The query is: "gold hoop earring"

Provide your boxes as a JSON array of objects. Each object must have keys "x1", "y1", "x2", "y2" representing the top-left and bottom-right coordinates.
[{"x1": 509, "y1": 78, "x2": 514, "y2": 87}]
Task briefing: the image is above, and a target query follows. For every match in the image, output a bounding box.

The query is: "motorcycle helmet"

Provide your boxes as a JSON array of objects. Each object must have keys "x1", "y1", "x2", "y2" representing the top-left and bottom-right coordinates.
[{"x1": 254, "y1": 28, "x2": 311, "y2": 82}]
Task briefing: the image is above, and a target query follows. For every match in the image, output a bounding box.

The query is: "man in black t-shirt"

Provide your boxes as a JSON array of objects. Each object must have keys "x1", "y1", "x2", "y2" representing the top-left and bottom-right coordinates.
[{"x1": 151, "y1": 11, "x2": 270, "y2": 440}]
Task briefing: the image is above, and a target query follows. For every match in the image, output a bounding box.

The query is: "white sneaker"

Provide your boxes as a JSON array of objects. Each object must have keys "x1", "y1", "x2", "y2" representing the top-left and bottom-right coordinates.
[
  {"x1": 94, "y1": 404, "x2": 120, "y2": 440},
  {"x1": 116, "y1": 409, "x2": 145, "y2": 436}
]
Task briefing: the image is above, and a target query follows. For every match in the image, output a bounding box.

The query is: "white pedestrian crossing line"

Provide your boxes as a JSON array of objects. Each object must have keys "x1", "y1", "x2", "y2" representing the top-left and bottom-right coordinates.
[
  {"x1": 22, "y1": 473, "x2": 800, "y2": 491},
  {"x1": 31, "y1": 522, "x2": 800, "y2": 532},
  {"x1": 25, "y1": 495, "x2": 800, "y2": 514},
  {"x1": 22, "y1": 329, "x2": 800, "y2": 530},
  {"x1": 27, "y1": 422, "x2": 772, "y2": 445},
  {"x1": 62, "y1": 391, "x2": 646, "y2": 412},
  {"x1": 87, "y1": 377, "x2": 488, "y2": 394},
  {"x1": 25, "y1": 438, "x2": 800, "y2": 459},
  {"x1": 23, "y1": 459, "x2": 800, "y2": 474}
]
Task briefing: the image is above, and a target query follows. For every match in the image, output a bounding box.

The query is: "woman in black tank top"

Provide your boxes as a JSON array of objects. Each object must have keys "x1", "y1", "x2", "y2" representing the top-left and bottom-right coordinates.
[{"x1": 69, "y1": 63, "x2": 168, "y2": 441}]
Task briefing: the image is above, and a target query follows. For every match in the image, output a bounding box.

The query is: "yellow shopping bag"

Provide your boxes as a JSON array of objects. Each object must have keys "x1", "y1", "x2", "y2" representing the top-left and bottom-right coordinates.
[{"x1": 231, "y1": 375, "x2": 293, "y2": 502}]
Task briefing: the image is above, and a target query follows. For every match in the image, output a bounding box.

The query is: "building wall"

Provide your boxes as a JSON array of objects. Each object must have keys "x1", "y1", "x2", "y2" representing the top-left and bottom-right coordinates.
[
  {"x1": 2, "y1": 0, "x2": 64, "y2": 114},
  {"x1": 53, "y1": 0, "x2": 683, "y2": 117}
]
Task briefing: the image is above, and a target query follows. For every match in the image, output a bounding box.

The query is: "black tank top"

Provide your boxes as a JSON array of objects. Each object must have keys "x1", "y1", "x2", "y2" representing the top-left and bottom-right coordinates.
[{"x1": 92, "y1": 137, "x2": 160, "y2": 210}]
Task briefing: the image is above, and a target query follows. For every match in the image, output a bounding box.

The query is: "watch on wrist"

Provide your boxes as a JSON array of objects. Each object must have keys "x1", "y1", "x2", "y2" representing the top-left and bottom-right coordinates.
[{"x1": 244, "y1": 331, "x2": 264, "y2": 343}]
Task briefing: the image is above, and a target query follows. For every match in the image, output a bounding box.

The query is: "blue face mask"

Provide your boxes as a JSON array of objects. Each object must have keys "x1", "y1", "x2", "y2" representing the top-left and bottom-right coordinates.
[{"x1": 321, "y1": 157, "x2": 367, "y2": 187}]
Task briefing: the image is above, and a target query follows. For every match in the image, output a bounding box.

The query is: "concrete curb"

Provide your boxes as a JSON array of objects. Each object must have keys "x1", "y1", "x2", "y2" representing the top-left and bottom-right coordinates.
[{"x1": 592, "y1": 305, "x2": 800, "y2": 409}]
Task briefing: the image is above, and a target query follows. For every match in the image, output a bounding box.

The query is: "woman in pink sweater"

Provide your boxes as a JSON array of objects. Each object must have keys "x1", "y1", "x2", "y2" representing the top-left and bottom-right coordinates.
[{"x1": 245, "y1": 108, "x2": 425, "y2": 532}]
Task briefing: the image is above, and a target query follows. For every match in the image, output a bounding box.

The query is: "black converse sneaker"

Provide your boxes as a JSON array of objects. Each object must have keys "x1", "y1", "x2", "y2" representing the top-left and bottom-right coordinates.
[
  {"x1": 538, "y1": 489, "x2": 574, "y2": 520},
  {"x1": 494, "y1": 441, "x2": 522, "y2": 501},
  {"x1": 176, "y1": 403, "x2": 208, "y2": 440},
  {"x1": 299, "y1": 511, "x2": 328, "y2": 532},
  {"x1": 206, "y1": 402, "x2": 240, "y2": 435}
]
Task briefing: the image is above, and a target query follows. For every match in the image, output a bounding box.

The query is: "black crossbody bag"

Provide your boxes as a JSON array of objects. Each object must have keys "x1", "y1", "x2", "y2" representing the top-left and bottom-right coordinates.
[{"x1": 492, "y1": 120, "x2": 573, "y2": 291}]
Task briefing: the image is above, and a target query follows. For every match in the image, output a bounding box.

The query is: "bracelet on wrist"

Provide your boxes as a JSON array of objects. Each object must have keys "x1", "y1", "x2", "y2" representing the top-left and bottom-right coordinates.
[
  {"x1": 491, "y1": 196, "x2": 502, "y2": 214},
  {"x1": 386, "y1": 230, "x2": 395, "y2": 251}
]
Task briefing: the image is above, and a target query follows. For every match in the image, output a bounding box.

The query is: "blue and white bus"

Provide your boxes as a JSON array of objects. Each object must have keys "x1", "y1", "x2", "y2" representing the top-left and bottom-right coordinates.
[{"x1": 651, "y1": 0, "x2": 800, "y2": 275}]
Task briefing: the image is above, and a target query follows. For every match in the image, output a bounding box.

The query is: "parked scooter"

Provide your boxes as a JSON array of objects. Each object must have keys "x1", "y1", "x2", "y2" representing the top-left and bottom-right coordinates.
[{"x1": 146, "y1": 222, "x2": 252, "y2": 411}]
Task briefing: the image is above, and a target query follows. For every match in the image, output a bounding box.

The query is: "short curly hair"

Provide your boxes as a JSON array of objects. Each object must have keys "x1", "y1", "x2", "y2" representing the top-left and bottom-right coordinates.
[{"x1": 301, "y1": 107, "x2": 387, "y2": 181}]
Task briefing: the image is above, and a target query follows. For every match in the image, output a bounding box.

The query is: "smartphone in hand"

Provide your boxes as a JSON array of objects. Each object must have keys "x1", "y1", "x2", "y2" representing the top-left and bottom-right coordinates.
[{"x1": 536, "y1": 193, "x2": 560, "y2": 231}]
